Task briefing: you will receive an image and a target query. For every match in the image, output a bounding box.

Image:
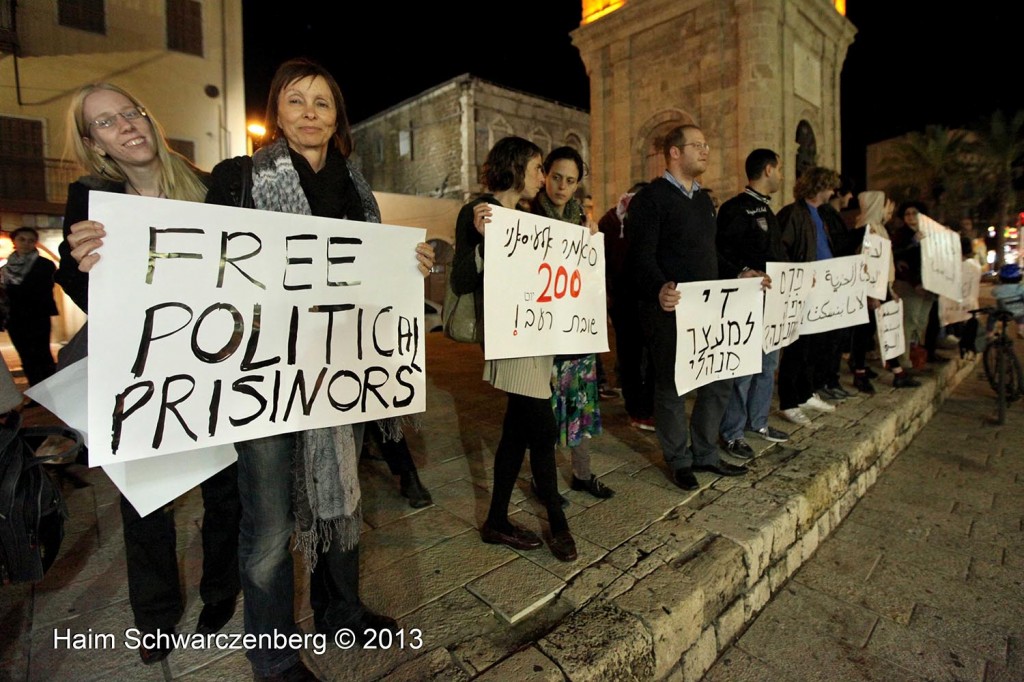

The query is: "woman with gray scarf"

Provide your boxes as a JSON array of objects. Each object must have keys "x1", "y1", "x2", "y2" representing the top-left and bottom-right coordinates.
[
  {"x1": 1, "y1": 227, "x2": 58, "y2": 386},
  {"x1": 206, "y1": 58, "x2": 434, "y2": 682}
]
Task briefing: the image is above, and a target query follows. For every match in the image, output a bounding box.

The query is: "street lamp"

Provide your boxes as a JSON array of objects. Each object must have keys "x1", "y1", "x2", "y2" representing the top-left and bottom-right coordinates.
[{"x1": 247, "y1": 123, "x2": 266, "y2": 155}]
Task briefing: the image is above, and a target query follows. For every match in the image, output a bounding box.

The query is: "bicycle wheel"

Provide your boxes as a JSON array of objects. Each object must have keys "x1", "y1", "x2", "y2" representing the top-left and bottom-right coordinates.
[
  {"x1": 997, "y1": 347, "x2": 1007, "y2": 425},
  {"x1": 1008, "y1": 346, "x2": 1024, "y2": 403},
  {"x1": 983, "y1": 341, "x2": 1000, "y2": 391}
]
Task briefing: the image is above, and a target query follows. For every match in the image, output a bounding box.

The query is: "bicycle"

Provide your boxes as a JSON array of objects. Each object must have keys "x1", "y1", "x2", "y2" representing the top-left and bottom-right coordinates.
[{"x1": 969, "y1": 306, "x2": 1024, "y2": 424}]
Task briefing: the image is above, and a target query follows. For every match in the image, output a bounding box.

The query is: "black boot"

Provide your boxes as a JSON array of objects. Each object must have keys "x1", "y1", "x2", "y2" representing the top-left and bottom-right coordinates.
[{"x1": 399, "y1": 469, "x2": 433, "y2": 508}]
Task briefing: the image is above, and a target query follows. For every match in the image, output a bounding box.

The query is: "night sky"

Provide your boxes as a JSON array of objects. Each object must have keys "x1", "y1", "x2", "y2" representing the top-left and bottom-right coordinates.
[{"x1": 243, "y1": 2, "x2": 1022, "y2": 192}]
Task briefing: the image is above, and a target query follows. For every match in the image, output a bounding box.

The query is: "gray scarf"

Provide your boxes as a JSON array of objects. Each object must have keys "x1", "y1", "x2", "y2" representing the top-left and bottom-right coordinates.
[
  {"x1": 2, "y1": 250, "x2": 38, "y2": 287},
  {"x1": 250, "y1": 137, "x2": 384, "y2": 569}
]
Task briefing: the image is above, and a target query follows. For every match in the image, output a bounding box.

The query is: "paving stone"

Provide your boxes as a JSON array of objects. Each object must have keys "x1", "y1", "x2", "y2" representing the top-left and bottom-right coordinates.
[
  {"x1": 538, "y1": 601, "x2": 654, "y2": 682},
  {"x1": 450, "y1": 599, "x2": 574, "y2": 675},
  {"x1": 466, "y1": 557, "x2": 565, "y2": 625},
  {"x1": 703, "y1": 647, "x2": 796, "y2": 682},
  {"x1": 829, "y1": 519, "x2": 972, "y2": 580},
  {"x1": 566, "y1": 470, "x2": 682, "y2": 551},
  {"x1": 474, "y1": 645, "x2": 563, "y2": 681},
  {"x1": 428, "y1": 478, "x2": 496, "y2": 528},
  {"x1": 715, "y1": 596, "x2": 746, "y2": 650},
  {"x1": 375, "y1": 646, "x2": 471, "y2": 682},
  {"x1": 559, "y1": 560, "x2": 625, "y2": 609},
  {"x1": 907, "y1": 603, "x2": 1010, "y2": 663},
  {"x1": 865, "y1": 616, "x2": 988, "y2": 682},
  {"x1": 681, "y1": 625, "x2": 716, "y2": 682},
  {"x1": 360, "y1": 505, "x2": 474, "y2": 574},
  {"x1": 172, "y1": 647, "x2": 253, "y2": 681},
  {"x1": 672, "y1": 536, "x2": 748, "y2": 628},
  {"x1": 613, "y1": 562, "x2": 703, "y2": 679}
]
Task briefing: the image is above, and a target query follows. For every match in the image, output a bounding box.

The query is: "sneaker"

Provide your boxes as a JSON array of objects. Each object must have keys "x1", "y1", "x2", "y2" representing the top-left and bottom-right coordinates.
[
  {"x1": 722, "y1": 438, "x2": 755, "y2": 459},
  {"x1": 750, "y1": 426, "x2": 789, "y2": 443},
  {"x1": 800, "y1": 393, "x2": 837, "y2": 413},
  {"x1": 781, "y1": 408, "x2": 812, "y2": 426},
  {"x1": 630, "y1": 417, "x2": 656, "y2": 431}
]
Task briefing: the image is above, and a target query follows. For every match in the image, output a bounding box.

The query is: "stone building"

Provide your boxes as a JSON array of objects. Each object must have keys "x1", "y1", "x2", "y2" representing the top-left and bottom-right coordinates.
[
  {"x1": 0, "y1": 0, "x2": 246, "y2": 341},
  {"x1": 571, "y1": 0, "x2": 855, "y2": 213},
  {"x1": 350, "y1": 74, "x2": 591, "y2": 202}
]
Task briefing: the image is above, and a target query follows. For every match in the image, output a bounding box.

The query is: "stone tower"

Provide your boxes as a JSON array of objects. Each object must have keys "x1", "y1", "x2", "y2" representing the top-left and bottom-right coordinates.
[{"x1": 572, "y1": 0, "x2": 856, "y2": 212}]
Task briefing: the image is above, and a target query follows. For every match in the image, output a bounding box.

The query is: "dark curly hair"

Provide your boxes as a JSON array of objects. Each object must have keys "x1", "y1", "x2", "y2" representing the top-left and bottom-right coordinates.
[{"x1": 481, "y1": 136, "x2": 543, "y2": 192}]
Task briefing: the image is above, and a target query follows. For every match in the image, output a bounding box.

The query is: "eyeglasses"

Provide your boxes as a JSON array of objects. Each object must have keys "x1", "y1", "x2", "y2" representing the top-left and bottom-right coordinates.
[
  {"x1": 681, "y1": 142, "x2": 711, "y2": 152},
  {"x1": 90, "y1": 107, "x2": 148, "y2": 130}
]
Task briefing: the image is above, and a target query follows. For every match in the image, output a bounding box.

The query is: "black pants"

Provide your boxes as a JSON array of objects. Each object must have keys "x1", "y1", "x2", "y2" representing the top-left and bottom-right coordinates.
[
  {"x1": 813, "y1": 329, "x2": 848, "y2": 390},
  {"x1": 6, "y1": 317, "x2": 55, "y2": 386},
  {"x1": 121, "y1": 462, "x2": 240, "y2": 632},
  {"x1": 925, "y1": 299, "x2": 940, "y2": 355},
  {"x1": 778, "y1": 335, "x2": 813, "y2": 409},
  {"x1": 364, "y1": 421, "x2": 415, "y2": 475},
  {"x1": 610, "y1": 298, "x2": 655, "y2": 419},
  {"x1": 850, "y1": 313, "x2": 901, "y2": 371},
  {"x1": 310, "y1": 544, "x2": 364, "y2": 633},
  {"x1": 486, "y1": 393, "x2": 567, "y2": 534}
]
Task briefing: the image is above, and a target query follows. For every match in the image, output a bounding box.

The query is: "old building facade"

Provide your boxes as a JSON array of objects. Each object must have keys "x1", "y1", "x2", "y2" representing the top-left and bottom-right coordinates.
[
  {"x1": 572, "y1": 0, "x2": 855, "y2": 213},
  {"x1": 351, "y1": 74, "x2": 591, "y2": 202}
]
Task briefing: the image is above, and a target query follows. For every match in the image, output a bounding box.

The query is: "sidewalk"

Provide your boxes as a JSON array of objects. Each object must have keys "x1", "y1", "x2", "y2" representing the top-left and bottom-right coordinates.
[{"x1": 0, "y1": 334, "x2": 996, "y2": 681}]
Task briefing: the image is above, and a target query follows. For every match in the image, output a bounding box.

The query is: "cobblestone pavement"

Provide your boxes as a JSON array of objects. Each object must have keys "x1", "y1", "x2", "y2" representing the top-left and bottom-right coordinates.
[
  {"x1": 1, "y1": 333, "x2": 1011, "y2": 681},
  {"x1": 706, "y1": 367, "x2": 1024, "y2": 682}
]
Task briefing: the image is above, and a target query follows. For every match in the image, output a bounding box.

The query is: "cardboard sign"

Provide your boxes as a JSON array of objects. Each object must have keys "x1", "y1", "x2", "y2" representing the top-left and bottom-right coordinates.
[
  {"x1": 763, "y1": 262, "x2": 812, "y2": 353},
  {"x1": 861, "y1": 230, "x2": 892, "y2": 300},
  {"x1": 875, "y1": 299, "x2": 906, "y2": 361},
  {"x1": 939, "y1": 259, "x2": 982, "y2": 325},
  {"x1": 482, "y1": 205, "x2": 608, "y2": 360},
  {"x1": 87, "y1": 193, "x2": 426, "y2": 466},
  {"x1": 674, "y1": 278, "x2": 763, "y2": 395},
  {"x1": 800, "y1": 255, "x2": 870, "y2": 334}
]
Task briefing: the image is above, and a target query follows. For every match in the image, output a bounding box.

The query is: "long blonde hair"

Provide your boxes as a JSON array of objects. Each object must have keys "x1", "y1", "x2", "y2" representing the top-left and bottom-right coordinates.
[{"x1": 66, "y1": 83, "x2": 208, "y2": 203}]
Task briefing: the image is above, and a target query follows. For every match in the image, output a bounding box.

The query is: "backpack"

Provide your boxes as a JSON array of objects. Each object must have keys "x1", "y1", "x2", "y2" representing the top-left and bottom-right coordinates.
[{"x1": 0, "y1": 411, "x2": 83, "y2": 584}]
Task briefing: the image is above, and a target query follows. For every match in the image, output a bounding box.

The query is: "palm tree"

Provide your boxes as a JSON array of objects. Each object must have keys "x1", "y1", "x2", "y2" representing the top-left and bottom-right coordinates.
[
  {"x1": 875, "y1": 125, "x2": 969, "y2": 223},
  {"x1": 971, "y1": 109, "x2": 1024, "y2": 266}
]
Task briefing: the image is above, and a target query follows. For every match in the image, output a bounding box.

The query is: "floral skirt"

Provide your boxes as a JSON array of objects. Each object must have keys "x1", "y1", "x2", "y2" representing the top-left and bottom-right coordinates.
[{"x1": 550, "y1": 354, "x2": 602, "y2": 448}]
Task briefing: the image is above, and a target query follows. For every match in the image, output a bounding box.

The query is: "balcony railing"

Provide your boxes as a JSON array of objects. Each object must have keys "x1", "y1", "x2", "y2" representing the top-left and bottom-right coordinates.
[{"x1": 0, "y1": 156, "x2": 83, "y2": 212}]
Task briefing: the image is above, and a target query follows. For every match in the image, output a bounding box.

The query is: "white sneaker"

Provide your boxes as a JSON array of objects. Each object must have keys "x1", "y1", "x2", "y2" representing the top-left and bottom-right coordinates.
[
  {"x1": 781, "y1": 408, "x2": 812, "y2": 425},
  {"x1": 801, "y1": 393, "x2": 836, "y2": 413}
]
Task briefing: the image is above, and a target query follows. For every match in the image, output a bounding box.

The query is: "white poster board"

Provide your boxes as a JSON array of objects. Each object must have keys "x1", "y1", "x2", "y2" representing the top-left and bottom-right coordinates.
[
  {"x1": 861, "y1": 230, "x2": 892, "y2": 300},
  {"x1": 763, "y1": 262, "x2": 812, "y2": 353},
  {"x1": 674, "y1": 278, "x2": 763, "y2": 396},
  {"x1": 25, "y1": 359, "x2": 237, "y2": 517},
  {"x1": 482, "y1": 205, "x2": 608, "y2": 360},
  {"x1": 87, "y1": 193, "x2": 426, "y2": 466},
  {"x1": 875, "y1": 299, "x2": 906, "y2": 362},
  {"x1": 917, "y1": 214, "x2": 962, "y2": 301},
  {"x1": 939, "y1": 259, "x2": 982, "y2": 326},
  {"x1": 799, "y1": 255, "x2": 870, "y2": 334}
]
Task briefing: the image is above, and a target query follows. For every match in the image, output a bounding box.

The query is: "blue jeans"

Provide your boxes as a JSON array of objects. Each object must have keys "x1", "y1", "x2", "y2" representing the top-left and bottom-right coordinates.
[
  {"x1": 720, "y1": 349, "x2": 780, "y2": 442},
  {"x1": 235, "y1": 425, "x2": 365, "y2": 677}
]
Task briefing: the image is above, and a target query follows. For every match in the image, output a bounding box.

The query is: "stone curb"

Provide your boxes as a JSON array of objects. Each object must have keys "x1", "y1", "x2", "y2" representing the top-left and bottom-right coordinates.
[{"x1": 451, "y1": 357, "x2": 978, "y2": 681}]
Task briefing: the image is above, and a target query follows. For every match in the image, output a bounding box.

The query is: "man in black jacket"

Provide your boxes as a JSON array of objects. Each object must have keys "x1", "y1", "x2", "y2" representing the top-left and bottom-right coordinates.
[
  {"x1": 625, "y1": 125, "x2": 748, "y2": 491},
  {"x1": 716, "y1": 150, "x2": 789, "y2": 458}
]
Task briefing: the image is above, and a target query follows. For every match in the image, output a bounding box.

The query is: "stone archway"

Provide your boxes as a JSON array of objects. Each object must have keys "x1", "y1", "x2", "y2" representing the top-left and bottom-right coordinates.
[{"x1": 634, "y1": 109, "x2": 697, "y2": 182}]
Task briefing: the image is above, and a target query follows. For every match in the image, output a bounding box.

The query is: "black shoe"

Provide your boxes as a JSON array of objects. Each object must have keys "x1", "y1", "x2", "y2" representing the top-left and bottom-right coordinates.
[
  {"x1": 853, "y1": 375, "x2": 876, "y2": 395},
  {"x1": 255, "y1": 660, "x2": 321, "y2": 682},
  {"x1": 693, "y1": 461, "x2": 748, "y2": 477},
  {"x1": 481, "y1": 522, "x2": 543, "y2": 550},
  {"x1": 354, "y1": 611, "x2": 398, "y2": 646},
  {"x1": 826, "y1": 384, "x2": 853, "y2": 399},
  {"x1": 893, "y1": 372, "x2": 921, "y2": 388},
  {"x1": 570, "y1": 474, "x2": 615, "y2": 499},
  {"x1": 848, "y1": 360, "x2": 877, "y2": 379},
  {"x1": 138, "y1": 629, "x2": 173, "y2": 665},
  {"x1": 722, "y1": 438, "x2": 755, "y2": 460},
  {"x1": 816, "y1": 386, "x2": 841, "y2": 401},
  {"x1": 531, "y1": 479, "x2": 569, "y2": 508},
  {"x1": 672, "y1": 468, "x2": 699, "y2": 490},
  {"x1": 196, "y1": 596, "x2": 237, "y2": 635},
  {"x1": 549, "y1": 530, "x2": 578, "y2": 562},
  {"x1": 399, "y1": 470, "x2": 433, "y2": 509}
]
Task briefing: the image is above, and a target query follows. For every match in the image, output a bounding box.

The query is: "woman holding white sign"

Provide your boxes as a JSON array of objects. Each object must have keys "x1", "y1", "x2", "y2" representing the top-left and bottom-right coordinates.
[
  {"x1": 202, "y1": 58, "x2": 435, "y2": 681},
  {"x1": 531, "y1": 146, "x2": 614, "y2": 502},
  {"x1": 451, "y1": 136, "x2": 578, "y2": 562},
  {"x1": 58, "y1": 83, "x2": 241, "y2": 665}
]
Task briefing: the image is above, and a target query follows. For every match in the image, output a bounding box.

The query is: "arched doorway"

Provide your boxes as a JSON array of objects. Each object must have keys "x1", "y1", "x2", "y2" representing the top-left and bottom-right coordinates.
[{"x1": 634, "y1": 109, "x2": 697, "y2": 183}]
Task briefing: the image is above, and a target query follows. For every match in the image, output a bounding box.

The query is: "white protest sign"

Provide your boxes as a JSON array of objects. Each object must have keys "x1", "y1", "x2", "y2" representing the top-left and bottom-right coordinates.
[
  {"x1": 763, "y1": 262, "x2": 812, "y2": 353},
  {"x1": 939, "y1": 259, "x2": 982, "y2": 326},
  {"x1": 482, "y1": 205, "x2": 608, "y2": 360},
  {"x1": 674, "y1": 278, "x2": 763, "y2": 396},
  {"x1": 875, "y1": 299, "x2": 906, "y2": 361},
  {"x1": 87, "y1": 192, "x2": 426, "y2": 466},
  {"x1": 25, "y1": 359, "x2": 238, "y2": 517},
  {"x1": 799, "y1": 255, "x2": 870, "y2": 334},
  {"x1": 918, "y1": 214, "x2": 962, "y2": 301},
  {"x1": 861, "y1": 230, "x2": 892, "y2": 300}
]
